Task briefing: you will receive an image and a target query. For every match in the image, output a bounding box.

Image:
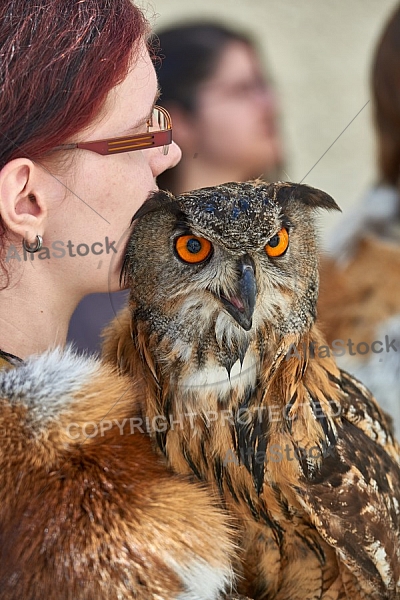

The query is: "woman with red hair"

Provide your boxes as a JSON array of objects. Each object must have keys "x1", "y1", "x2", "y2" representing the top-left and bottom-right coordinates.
[{"x1": 0, "y1": 2, "x2": 236, "y2": 598}]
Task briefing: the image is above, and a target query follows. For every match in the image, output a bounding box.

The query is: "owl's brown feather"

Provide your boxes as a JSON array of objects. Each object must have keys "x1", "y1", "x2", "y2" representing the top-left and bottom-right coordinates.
[{"x1": 103, "y1": 180, "x2": 400, "y2": 599}]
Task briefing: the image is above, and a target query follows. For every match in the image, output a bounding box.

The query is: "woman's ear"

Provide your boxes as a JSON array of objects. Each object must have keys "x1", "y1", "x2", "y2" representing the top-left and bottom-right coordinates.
[{"x1": 0, "y1": 158, "x2": 47, "y2": 245}]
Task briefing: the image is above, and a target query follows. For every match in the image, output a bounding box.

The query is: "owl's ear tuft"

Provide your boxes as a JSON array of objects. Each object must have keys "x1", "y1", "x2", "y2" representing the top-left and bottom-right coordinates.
[
  {"x1": 131, "y1": 189, "x2": 182, "y2": 225},
  {"x1": 274, "y1": 182, "x2": 341, "y2": 213}
]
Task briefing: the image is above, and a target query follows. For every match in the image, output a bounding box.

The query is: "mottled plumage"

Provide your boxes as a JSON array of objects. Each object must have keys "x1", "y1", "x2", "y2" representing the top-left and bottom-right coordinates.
[{"x1": 103, "y1": 180, "x2": 400, "y2": 599}]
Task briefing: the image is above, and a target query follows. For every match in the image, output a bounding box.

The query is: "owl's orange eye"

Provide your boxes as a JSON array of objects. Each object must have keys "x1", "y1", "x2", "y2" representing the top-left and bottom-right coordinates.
[
  {"x1": 175, "y1": 235, "x2": 212, "y2": 264},
  {"x1": 265, "y1": 228, "x2": 289, "y2": 257}
]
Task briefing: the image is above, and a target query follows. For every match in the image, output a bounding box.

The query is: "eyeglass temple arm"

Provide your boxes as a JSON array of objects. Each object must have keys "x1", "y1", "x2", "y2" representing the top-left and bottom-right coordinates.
[
  {"x1": 52, "y1": 130, "x2": 172, "y2": 156},
  {"x1": 78, "y1": 130, "x2": 173, "y2": 155}
]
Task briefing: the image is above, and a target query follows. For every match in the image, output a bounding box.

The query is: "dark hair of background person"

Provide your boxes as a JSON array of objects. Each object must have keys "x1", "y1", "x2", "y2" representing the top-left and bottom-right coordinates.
[
  {"x1": 372, "y1": 3, "x2": 400, "y2": 188},
  {"x1": 153, "y1": 22, "x2": 274, "y2": 193},
  {"x1": 153, "y1": 22, "x2": 254, "y2": 112},
  {"x1": 0, "y1": 0, "x2": 148, "y2": 283}
]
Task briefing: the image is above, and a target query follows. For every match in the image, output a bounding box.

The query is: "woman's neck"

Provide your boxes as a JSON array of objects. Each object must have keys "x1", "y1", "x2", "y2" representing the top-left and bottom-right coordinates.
[{"x1": 0, "y1": 268, "x2": 79, "y2": 359}]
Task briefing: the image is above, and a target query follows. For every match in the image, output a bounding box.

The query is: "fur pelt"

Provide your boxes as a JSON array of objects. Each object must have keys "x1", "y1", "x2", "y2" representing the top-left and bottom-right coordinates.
[{"x1": 0, "y1": 348, "x2": 235, "y2": 600}]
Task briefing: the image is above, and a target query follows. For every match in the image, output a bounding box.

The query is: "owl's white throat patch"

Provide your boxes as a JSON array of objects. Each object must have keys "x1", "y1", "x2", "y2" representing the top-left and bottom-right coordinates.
[{"x1": 178, "y1": 349, "x2": 258, "y2": 399}]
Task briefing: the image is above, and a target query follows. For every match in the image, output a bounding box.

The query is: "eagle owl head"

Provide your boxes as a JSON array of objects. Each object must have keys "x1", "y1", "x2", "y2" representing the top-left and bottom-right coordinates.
[{"x1": 122, "y1": 181, "x2": 339, "y2": 396}]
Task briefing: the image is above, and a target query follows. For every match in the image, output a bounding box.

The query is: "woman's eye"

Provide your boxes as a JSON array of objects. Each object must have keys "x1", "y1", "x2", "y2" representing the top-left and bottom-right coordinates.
[
  {"x1": 175, "y1": 235, "x2": 213, "y2": 264},
  {"x1": 265, "y1": 227, "x2": 289, "y2": 257}
]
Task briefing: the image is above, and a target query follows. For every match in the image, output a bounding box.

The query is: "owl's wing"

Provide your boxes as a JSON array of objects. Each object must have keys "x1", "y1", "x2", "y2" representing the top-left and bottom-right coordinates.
[{"x1": 295, "y1": 369, "x2": 400, "y2": 598}]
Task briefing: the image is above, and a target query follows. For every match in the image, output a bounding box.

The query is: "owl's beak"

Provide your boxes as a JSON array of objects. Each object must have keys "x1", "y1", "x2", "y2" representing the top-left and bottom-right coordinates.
[{"x1": 220, "y1": 256, "x2": 257, "y2": 331}]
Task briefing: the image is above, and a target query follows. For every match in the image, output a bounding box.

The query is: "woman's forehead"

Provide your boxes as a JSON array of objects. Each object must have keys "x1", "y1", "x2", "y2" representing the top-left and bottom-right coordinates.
[{"x1": 78, "y1": 42, "x2": 158, "y2": 141}]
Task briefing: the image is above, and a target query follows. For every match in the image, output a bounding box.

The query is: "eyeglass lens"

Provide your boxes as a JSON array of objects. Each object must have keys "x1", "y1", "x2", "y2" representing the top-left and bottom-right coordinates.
[{"x1": 149, "y1": 107, "x2": 169, "y2": 155}]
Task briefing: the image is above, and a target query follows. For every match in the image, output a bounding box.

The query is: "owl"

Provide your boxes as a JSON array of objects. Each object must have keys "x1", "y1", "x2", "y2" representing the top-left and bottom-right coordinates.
[{"x1": 103, "y1": 180, "x2": 400, "y2": 600}]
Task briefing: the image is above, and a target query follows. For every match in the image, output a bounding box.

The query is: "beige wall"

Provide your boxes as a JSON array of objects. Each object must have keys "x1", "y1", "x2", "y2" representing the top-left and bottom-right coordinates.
[{"x1": 142, "y1": 0, "x2": 398, "y2": 248}]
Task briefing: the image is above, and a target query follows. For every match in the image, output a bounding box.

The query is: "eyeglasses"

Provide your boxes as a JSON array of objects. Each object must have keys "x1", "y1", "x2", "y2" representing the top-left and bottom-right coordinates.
[{"x1": 50, "y1": 105, "x2": 172, "y2": 156}]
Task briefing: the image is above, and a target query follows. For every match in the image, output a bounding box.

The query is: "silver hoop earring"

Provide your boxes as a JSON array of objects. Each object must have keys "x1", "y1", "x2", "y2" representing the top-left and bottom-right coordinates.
[{"x1": 23, "y1": 235, "x2": 43, "y2": 254}]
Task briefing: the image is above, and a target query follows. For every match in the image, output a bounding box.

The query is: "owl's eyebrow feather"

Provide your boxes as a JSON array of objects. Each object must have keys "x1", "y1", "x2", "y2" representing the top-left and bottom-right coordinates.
[
  {"x1": 280, "y1": 215, "x2": 294, "y2": 230},
  {"x1": 173, "y1": 219, "x2": 192, "y2": 234}
]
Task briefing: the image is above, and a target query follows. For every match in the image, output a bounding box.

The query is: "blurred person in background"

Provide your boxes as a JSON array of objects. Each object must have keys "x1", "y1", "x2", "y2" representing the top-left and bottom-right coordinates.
[
  {"x1": 318, "y1": 3, "x2": 400, "y2": 436},
  {"x1": 155, "y1": 21, "x2": 284, "y2": 195},
  {"x1": 68, "y1": 20, "x2": 285, "y2": 354}
]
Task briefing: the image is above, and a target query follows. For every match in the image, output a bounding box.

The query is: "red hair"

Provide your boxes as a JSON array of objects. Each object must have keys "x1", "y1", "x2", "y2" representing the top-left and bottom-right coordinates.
[
  {"x1": 0, "y1": 0, "x2": 148, "y2": 166},
  {"x1": 0, "y1": 0, "x2": 148, "y2": 279}
]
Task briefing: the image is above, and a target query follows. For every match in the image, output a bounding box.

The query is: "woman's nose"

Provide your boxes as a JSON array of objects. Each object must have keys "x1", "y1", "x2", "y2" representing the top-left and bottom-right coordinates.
[
  {"x1": 151, "y1": 140, "x2": 182, "y2": 177},
  {"x1": 168, "y1": 140, "x2": 182, "y2": 168}
]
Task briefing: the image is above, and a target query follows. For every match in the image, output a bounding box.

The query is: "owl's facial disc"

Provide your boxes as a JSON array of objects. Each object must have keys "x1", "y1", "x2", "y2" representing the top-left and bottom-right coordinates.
[{"x1": 218, "y1": 255, "x2": 257, "y2": 331}]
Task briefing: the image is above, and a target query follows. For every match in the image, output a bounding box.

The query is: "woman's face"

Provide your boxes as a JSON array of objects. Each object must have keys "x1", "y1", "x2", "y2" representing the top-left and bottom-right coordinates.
[
  {"x1": 42, "y1": 42, "x2": 181, "y2": 295},
  {"x1": 191, "y1": 41, "x2": 282, "y2": 178}
]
